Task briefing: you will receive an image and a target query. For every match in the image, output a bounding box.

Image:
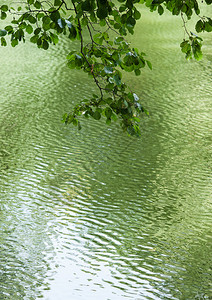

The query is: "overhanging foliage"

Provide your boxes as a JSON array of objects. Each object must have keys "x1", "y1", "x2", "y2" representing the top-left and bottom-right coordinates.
[{"x1": 0, "y1": 0, "x2": 211, "y2": 135}]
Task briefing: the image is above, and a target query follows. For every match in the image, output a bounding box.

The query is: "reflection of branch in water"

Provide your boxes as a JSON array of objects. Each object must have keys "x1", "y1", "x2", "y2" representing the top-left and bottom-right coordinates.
[{"x1": 103, "y1": 140, "x2": 133, "y2": 163}]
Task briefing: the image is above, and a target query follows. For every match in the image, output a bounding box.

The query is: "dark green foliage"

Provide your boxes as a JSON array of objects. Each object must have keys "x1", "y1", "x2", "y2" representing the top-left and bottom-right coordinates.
[
  {"x1": 0, "y1": 29, "x2": 7, "y2": 36},
  {"x1": 196, "y1": 20, "x2": 205, "y2": 33},
  {"x1": 1, "y1": 36, "x2": 6, "y2": 46},
  {"x1": 0, "y1": 0, "x2": 211, "y2": 136},
  {"x1": 195, "y1": 18, "x2": 212, "y2": 33},
  {"x1": 180, "y1": 35, "x2": 203, "y2": 60},
  {"x1": 0, "y1": 5, "x2": 8, "y2": 12}
]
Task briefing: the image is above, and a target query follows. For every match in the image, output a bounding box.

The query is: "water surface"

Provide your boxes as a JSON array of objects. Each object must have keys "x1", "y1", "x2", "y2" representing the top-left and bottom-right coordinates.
[{"x1": 0, "y1": 5, "x2": 212, "y2": 300}]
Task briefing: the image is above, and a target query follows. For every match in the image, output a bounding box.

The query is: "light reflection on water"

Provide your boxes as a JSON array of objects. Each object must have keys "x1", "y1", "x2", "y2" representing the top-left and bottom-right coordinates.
[{"x1": 0, "y1": 5, "x2": 212, "y2": 300}]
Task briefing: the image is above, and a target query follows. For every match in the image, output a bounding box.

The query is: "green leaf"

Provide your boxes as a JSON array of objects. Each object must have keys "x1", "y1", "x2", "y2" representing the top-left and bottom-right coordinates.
[
  {"x1": 145, "y1": 0, "x2": 152, "y2": 7},
  {"x1": 1, "y1": 37, "x2": 7, "y2": 46},
  {"x1": 81, "y1": 17, "x2": 88, "y2": 26},
  {"x1": 37, "y1": 37, "x2": 42, "y2": 46},
  {"x1": 34, "y1": 1, "x2": 41, "y2": 9},
  {"x1": 78, "y1": 121, "x2": 82, "y2": 130},
  {"x1": 158, "y1": 5, "x2": 164, "y2": 15},
  {"x1": 133, "y1": 117, "x2": 141, "y2": 122},
  {"x1": 146, "y1": 60, "x2": 152, "y2": 70},
  {"x1": 195, "y1": 20, "x2": 204, "y2": 33},
  {"x1": 105, "y1": 107, "x2": 112, "y2": 118},
  {"x1": 82, "y1": 0, "x2": 92, "y2": 11},
  {"x1": 127, "y1": 16, "x2": 136, "y2": 26},
  {"x1": 34, "y1": 27, "x2": 41, "y2": 35},
  {"x1": 90, "y1": 12, "x2": 97, "y2": 22},
  {"x1": 66, "y1": 114, "x2": 74, "y2": 124},
  {"x1": 28, "y1": 15, "x2": 37, "y2": 24},
  {"x1": 1, "y1": 5, "x2": 8, "y2": 12},
  {"x1": 208, "y1": 18, "x2": 212, "y2": 26},
  {"x1": 42, "y1": 39, "x2": 49, "y2": 50},
  {"x1": 111, "y1": 113, "x2": 118, "y2": 121},
  {"x1": 193, "y1": 49, "x2": 203, "y2": 60},
  {"x1": 93, "y1": 110, "x2": 101, "y2": 120},
  {"x1": 0, "y1": 29, "x2": 7, "y2": 37},
  {"x1": 5, "y1": 25, "x2": 13, "y2": 33},
  {"x1": 50, "y1": 32, "x2": 59, "y2": 44},
  {"x1": 205, "y1": 21, "x2": 212, "y2": 32},
  {"x1": 26, "y1": 24, "x2": 33, "y2": 34},
  {"x1": 194, "y1": 7, "x2": 200, "y2": 15},
  {"x1": 106, "y1": 118, "x2": 111, "y2": 125},
  {"x1": 181, "y1": 4, "x2": 187, "y2": 13},
  {"x1": 43, "y1": 23, "x2": 51, "y2": 31},
  {"x1": 144, "y1": 109, "x2": 149, "y2": 116},
  {"x1": 134, "y1": 9, "x2": 141, "y2": 20},
  {"x1": 114, "y1": 37, "x2": 124, "y2": 44},
  {"x1": 19, "y1": 22, "x2": 27, "y2": 30},
  {"x1": 54, "y1": 0, "x2": 62, "y2": 6},
  {"x1": 1, "y1": 12, "x2": 7, "y2": 20},
  {"x1": 180, "y1": 40, "x2": 191, "y2": 53},
  {"x1": 135, "y1": 69, "x2": 141, "y2": 76},
  {"x1": 68, "y1": 26, "x2": 77, "y2": 40},
  {"x1": 72, "y1": 118, "x2": 78, "y2": 126},
  {"x1": 97, "y1": 7, "x2": 108, "y2": 19},
  {"x1": 119, "y1": 5, "x2": 126, "y2": 12},
  {"x1": 43, "y1": 16, "x2": 51, "y2": 24},
  {"x1": 99, "y1": 19, "x2": 105, "y2": 26},
  {"x1": 126, "y1": 0, "x2": 133, "y2": 9},
  {"x1": 50, "y1": 10, "x2": 60, "y2": 22},
  {"x1": 30, "y1": 35, "x2": 39, "y2": 43},
  {"x1": 11, "y1": 39, "x2": 18, "y2": 47},
  {"x1": 123, "y1": 99, "x2": 129, "y2": 107}
]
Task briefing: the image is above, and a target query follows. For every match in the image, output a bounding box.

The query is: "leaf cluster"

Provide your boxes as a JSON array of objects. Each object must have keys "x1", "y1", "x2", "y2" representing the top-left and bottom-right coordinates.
[{"x1": 0, "y1": 0, "x2": 211, "y2": 135}]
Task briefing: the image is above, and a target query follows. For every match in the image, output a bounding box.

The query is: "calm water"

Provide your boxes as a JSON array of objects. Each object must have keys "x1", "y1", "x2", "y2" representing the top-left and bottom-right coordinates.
[{"x1": 0, "y1": 5, "x2": 212, "y2": 300}]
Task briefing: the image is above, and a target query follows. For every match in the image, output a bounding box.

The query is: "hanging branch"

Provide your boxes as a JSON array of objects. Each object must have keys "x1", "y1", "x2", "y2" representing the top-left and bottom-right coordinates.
[{"x1": 0, "y1": 0, "x2": 211, "y2": 136}]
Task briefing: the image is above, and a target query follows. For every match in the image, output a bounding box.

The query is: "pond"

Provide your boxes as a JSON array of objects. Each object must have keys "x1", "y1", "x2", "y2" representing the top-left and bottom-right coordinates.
[{"x1": 0, "y1": 4, "x2": 211, "y2": 300}]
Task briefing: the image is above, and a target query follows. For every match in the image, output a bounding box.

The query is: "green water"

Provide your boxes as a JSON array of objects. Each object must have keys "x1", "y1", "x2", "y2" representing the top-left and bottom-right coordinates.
[{"x1": 0, "y1": 5, "x2": 212, "y2": 300}]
